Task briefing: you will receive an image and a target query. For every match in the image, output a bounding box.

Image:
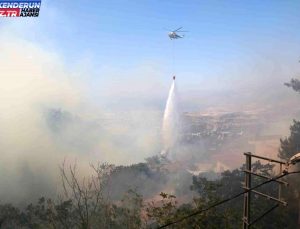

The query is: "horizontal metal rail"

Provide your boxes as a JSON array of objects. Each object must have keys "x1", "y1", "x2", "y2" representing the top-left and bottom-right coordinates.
[
  {"x1": 243, "y1": 169, "x2": 288, "y2": 186},
  {"x1": 244, "y1": 152, "x2": 287, "y2": 165},
  {"x1": 243, "y1": 187, "x2": 287, "y2": 206}
]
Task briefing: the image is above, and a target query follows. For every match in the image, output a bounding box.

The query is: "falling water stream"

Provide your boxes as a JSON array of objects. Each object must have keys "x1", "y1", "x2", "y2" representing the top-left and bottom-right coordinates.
[{"x1": 161, "y1": 78, "x2": 180, "y2": 155}]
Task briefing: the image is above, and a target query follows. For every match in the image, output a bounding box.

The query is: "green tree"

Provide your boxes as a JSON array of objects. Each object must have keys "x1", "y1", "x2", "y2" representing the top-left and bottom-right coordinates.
[
  {"x1": 284, "y1": 78, "x2": 300, "y2": 93},
  {"x1": 279, "y1": 120, "x2": 300, "y2": 160},
  {"x1": 278, "y1": 120, "x2": 300, "y2": 228}
]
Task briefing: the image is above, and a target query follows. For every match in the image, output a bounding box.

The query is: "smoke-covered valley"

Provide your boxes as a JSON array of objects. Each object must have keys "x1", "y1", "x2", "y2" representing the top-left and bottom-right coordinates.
[{"x1": 1, "y1": 19, "x2": 300, "y2": 207}]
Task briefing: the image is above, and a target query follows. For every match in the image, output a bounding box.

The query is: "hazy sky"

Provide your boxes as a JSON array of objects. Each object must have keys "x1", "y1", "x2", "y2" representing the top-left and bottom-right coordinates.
[{"x1": 1, "y1": 0, "x2": 300, "y2": 94}]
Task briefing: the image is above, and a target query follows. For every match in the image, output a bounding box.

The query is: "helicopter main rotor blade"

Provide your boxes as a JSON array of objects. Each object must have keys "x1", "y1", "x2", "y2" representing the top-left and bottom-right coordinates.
[
  {"x1": 174, "y1": 27, "x2": 183, "y2": 32},
  {"x1": 177, "y1": 30, "x2": 189, "y2": 32}
]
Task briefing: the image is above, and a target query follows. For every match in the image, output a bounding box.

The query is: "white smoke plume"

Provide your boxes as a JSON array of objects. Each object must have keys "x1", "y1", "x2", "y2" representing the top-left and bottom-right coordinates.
[{"x1": 0, "y1": 34, "x2": 163, "y2": 204}]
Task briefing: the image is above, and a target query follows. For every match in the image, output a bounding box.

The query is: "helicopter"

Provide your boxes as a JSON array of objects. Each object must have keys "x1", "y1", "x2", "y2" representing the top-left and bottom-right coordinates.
[{"x1": 166, "y1": 27, "x2": 188, "y2": 39}]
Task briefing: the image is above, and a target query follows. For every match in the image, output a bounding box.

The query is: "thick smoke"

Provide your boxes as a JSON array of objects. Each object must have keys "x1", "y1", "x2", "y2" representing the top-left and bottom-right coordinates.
[
  {"x1": 0, "y1": 35, "x2": 84, "y2": 204},
  {"x1": 0, "y1": 35, "x2": 163, "y2": 204}
]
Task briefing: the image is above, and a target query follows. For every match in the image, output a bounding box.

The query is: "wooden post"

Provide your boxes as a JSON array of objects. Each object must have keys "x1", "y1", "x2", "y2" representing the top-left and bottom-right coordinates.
[{"x1": 243, "y1": 153, "x2": 251, "y2": 229}]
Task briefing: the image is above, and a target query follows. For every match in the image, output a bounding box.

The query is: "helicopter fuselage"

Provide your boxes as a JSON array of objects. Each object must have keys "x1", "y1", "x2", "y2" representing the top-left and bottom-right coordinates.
[{"x1": 168, "y1": 32, "x2": 183, "y2": 39}]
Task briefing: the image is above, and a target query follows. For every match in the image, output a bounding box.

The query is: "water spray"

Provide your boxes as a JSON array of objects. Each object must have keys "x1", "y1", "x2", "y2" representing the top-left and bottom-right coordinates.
[{"x1": 161, "y1": 76, "x2": 180, "y2": 156}]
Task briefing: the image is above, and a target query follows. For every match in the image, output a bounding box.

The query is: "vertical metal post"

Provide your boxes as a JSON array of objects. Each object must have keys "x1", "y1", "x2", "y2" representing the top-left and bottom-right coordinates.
[
  {"x1": 279, "y1": 164, "x2": 282, "y2": 201},
  {"x1": 243, "y1": 153, "x2": 251, "y2": 229}
]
